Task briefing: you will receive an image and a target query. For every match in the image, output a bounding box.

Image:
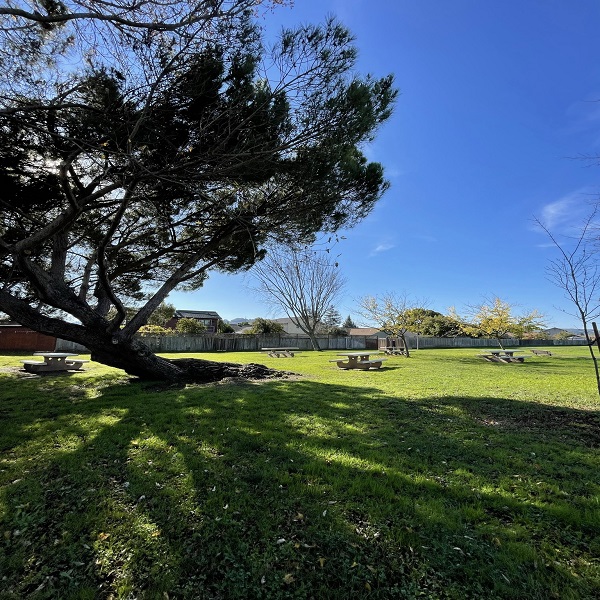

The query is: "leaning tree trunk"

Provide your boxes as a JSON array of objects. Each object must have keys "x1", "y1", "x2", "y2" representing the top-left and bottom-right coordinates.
[
  {"x1": 399, "y1": 333, "x2": 410, "y2": 357},
  {"x1": 1, "y1": 299, "x2": 287, "y2": 382},
  {"x1": 306, "y1": 330, "x2": 321, "y2": 351},
  {"x1": 84, "y1": 336, "x2": 286, "y2": 383},
  {"x1": 586, "y1": 322, "x2": 600, "y2": 397}
]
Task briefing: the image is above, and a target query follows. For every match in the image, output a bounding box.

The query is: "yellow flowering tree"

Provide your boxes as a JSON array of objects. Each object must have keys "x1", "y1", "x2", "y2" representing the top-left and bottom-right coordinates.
[{"x1": 458, "y1": 297, "x2": 545, "y2": 349}]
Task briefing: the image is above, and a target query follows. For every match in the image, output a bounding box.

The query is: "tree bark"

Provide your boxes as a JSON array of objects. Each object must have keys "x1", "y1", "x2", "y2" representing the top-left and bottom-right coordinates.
[
  {"x1": 306, "y1": 330, "x2": 321, "y2": 351},
  {"x1": 1, "y1": 292, "x2": 285, "y2": 383},
  {"x1": 399, "y1": 333, "x2": 410, "y2": 357},
  {"x1": 87, "y1": 337, "x2": 286, "y2": 383}
]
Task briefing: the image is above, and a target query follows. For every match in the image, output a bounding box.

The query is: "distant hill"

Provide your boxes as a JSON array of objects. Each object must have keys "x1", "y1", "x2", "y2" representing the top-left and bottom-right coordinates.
[{"x1": 228, "y1": 317, "x2": 254, "y2": 324}]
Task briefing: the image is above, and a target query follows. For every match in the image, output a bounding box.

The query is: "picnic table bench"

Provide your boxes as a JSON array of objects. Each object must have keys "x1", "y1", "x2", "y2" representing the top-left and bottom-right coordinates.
[
  {"x1": 380, "y1": 346, "x2": 407, "y2": 356},
  {"x1": 21, "y1": 352, "x2": 89, "y2": 373},
  {"x1": 330, "y1": 352, "x2": 387, "y2": 370},
  {"x1": 261, "y1": 347, "x2": 299, "y2": 357},
  {"x1": 531, "y1": 349, "x2": 553, "y2": 356}
]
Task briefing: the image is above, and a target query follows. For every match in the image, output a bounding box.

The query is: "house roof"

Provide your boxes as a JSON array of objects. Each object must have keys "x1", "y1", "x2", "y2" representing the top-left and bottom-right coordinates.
[
  {"x1": 348, "y1": 327, "x2": 384, "y2": 337},
  {"x1": 174, "y1": 310, "x2": 221, "y2": 320}
]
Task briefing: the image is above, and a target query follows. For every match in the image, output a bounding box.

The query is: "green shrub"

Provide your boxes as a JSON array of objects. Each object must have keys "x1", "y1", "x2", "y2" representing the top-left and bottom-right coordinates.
[
  {"x1": 248, "y1": 317, "x2": 284, "y2": 334},
  {"x1": 138, "y1": 324, "x2": 172, "y2": 336},
  {"x1": 175, "y1": 318, "x2": 207, "y2": 334}
]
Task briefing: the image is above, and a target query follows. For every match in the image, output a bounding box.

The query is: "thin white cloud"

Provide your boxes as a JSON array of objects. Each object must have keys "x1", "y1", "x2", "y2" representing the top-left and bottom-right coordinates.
[
  {"x1": 537, "y1": 187, "x2": 599, "y2": 232},
  {"x1": 540, "y1": 196, "x2": 576, "y2": 229},
  {"x1": 369, "y1": 243, "x2": 395, "y2": 257}
]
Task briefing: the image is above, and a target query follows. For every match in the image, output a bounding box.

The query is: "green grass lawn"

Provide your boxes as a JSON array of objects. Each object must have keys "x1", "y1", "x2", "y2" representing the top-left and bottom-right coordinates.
[{"x1": 0, "y1": 347, "x2": 598, "y2": 599}]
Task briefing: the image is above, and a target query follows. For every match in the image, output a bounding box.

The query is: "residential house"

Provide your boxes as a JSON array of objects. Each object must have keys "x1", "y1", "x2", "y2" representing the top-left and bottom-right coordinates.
[
  {"x1": 165, "y1": 310, "x2": 222, "y2": 333},
  {"x1": 347, "y1": 327, "x2": 386, "y2": 339},
  {"x1": 271, "y1": 317, "x2": 309, "y2": 335}
]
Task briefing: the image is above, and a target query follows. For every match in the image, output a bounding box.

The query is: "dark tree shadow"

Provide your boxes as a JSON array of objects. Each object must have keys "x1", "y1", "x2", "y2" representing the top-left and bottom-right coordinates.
[{"x1": 1, "y1": 374, "x2": 599, "y2": 599}]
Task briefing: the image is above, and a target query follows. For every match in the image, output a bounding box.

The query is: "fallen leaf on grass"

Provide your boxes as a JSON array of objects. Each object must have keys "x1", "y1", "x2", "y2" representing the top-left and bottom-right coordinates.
[
  {"x1": 318, "y1": 557, "x2": 326, "y2": 568},
  {"x1": 97, "y1": 532, "x2": 110, "y2": 541},
  {"x1": 283, "y1": 573, "x2": 295, "y2": 584}
]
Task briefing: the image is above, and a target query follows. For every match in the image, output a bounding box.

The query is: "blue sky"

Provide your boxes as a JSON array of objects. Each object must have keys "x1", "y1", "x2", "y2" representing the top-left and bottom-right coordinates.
[{"x1": 169, "y1": 0, "x2": 600, "y2": 328}]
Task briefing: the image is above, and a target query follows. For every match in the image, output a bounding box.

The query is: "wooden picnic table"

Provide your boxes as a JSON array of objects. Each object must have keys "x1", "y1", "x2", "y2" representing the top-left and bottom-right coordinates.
[
  {"x1": 21, "y1": 352, "x2": 89, "y2": 373},
  {"x1": 488, "y1": 349, "x2": 523, "y2": 357},
  {"x1": 261, "y1": 347, "x2": 299, "y2": 357},
  {"x1": 330, "y1": 352, "x2": 387, "y2": 370},
  {"x1": 380, "y1": 346, "x2": 407, "y2": 356},
  {"x1": 531, "y1": 349, "x2": 553, "y2": 356}
]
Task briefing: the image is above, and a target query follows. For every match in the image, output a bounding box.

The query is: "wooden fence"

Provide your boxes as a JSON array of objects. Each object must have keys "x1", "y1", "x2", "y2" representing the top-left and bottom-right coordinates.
[
  {"x1": 0, "y1": 326, "x2": 56, "y2": 351},
  {"x1": 55, "y1": 334, "x2": 589, "y2": 353},
  {"x1": 407, "y1": 336, "x2": 587, "y2": 349},
  {"x1": 55, "y1": 334, "x2": 370, "y2": 353}
]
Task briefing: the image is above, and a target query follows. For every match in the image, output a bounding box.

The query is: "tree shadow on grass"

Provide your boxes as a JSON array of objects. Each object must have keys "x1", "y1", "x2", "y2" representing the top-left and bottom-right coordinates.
[{"x1": 0, "y1": 375, "x2": 599, "y2": 599}]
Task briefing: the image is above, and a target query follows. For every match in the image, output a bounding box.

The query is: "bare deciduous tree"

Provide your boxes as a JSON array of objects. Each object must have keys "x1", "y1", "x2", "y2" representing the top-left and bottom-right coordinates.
[
  {"x1": 537, "y1": 211, "x2": 600, "y2": 395},
  {"x1": 249, "y1": 245, "x2": 346, "y2": 350},
  {"x1": 356, "y1": 292, "x2": 430, "y2": 357}
]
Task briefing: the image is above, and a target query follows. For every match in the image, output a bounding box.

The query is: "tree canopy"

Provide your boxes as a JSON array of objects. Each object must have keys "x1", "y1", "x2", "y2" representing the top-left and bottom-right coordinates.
[
  {"x1": 402, "y1": 308, "x2": 461, "y2": 337},
  {"x1": 342, "y1": 315, "x2": 356, "y2": 329},
  {"x1": 455, "y1": 297, "x2": 545, "y2": 349},
  {"x1": 321, "y1": 305, "x2": 342, "y2": 332},
  {"x1": 248, "y1": 318, "x2": 284, "y2": 335},
  {"x1": 0, "y1": 1, "x2": 396, "y2": 381},
  {"x1": 175, "y1": 318, "x2": 206, "y2": 334},
  {"x1": 249, "y1": 245, "x2": 346, "y2": 350},
  {"x1": 147, "y1": 302, "x2": 176, "y2": 327},
  {"x1": 356, "y1": 293, "x2": 430, "y2": 357}
]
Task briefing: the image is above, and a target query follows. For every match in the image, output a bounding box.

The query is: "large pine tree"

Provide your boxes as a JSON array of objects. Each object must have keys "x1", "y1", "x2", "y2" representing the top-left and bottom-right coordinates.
[{"x1": 0, "y1": 1, "x2": 396, "y2": 381}]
